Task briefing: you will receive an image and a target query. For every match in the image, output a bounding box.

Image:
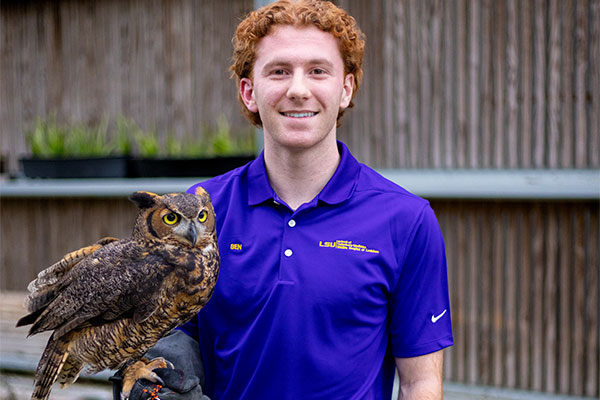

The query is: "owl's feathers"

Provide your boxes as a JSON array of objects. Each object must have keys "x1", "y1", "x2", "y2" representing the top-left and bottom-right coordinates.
[{"x1": 17, "y1": 189, "x2": 219, "y2": 400}]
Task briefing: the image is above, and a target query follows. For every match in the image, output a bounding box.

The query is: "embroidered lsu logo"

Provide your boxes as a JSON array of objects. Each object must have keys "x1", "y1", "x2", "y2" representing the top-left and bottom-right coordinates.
[
  {"x1": 230, "y1": 242, "x2": 243, "y2": 252},
  {"x1": 318, "y1": 240, "x2": 380, "y2": 254}
]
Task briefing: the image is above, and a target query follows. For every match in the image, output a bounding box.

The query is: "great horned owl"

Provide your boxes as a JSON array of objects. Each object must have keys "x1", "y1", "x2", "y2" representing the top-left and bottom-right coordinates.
[{"x1": 16, "y1": 189, "x2": 219, "y2": 400}]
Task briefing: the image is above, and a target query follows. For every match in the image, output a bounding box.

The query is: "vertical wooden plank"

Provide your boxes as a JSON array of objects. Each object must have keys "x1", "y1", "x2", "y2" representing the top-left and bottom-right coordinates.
[
  {"x1": 492, "y1": 204, "x2": 504, "y2": 386},
  {"x1": 430, "y1": 0, "x2": 443, "y2": 168},
  {"x1": 478, "y1": 203, "x2": 492, "y2": 385},
  {"x1": 558, "y1": 205, "x2": 573, "y2": 394},
  {"x1": 575, "y1": 0, "x2": 590, "y2": 168},
  {"x1": 407, "y1": 0, "x2": 419, "y2": 168},
  {"x1": 533, "y1": 0, "x2": 547, "y2": 167},
  {"x1": 393, "y1": 0, "x2": 409, "y2": 168},
  {"x1": 368, "y1": 0, "x2": 383, "y2": 166},
  {"x1": 544, "y1": 204, "x2": 558, "y2": 393},
  {"x1": 466, "y1": 204, "x2": 479, "y2": 384},
  {"x1": 520, "y1": 0, "x2": 533, "y2": 168},
  {"x1": 382, "y1": 0, "x2": 394, "y2": 168},
  {"x1": 560, "y1": 1, "x2": 575, "y2": 168},
  {"x1": 480, "y1": 0, "x2": 493, "y2": 168},
  {"x1": 442, "y1": 0, "x2": 455, "y2": 168},
  {"x1": 418, "y1": 0, "x2": 432, "y2": 168},
  {"x1": 467, "y1": 0, "x2": 480, "y2": 168},
  {"x1": 571, "y1": 206, "x2": 586, "y2": 395},
  {"x1": 493, "y1": 0, "x2": 506, "y2": 168},
  {"x1": 584, "y1": 204, "x2": 599, "y2": 396},
  {"x1": 163, "y1": 0, "x2": 194, "y2": 138},
  {"x1": 455, "y1": 203, "x2": 466, "y2": 382},
  {"x1": 504, "y1": 207, "x2": 518, "y2": 388},
  {"x1": 589, "y1": 0, "x2": 600, "y2": 167},
  {"x1": 531, "y1": 203, "x2": 545, "y2": 391},
  {"x1": 517, "y1": 205, "x2": 531, "y2": 389},
  {"x1": 547, "y1": 0, "x2": 561, "y2": 168},
  {"x1": 456, "y1": 0, "x2": 467, "y2": 168},
  {"x1": 506, "y1": 0, "x2": 519, "y2": 168}
]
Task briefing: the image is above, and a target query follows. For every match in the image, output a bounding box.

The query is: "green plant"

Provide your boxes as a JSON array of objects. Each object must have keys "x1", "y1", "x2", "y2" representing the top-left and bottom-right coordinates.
[
  {"x1": 26, "y1": 115, "x2": 256, "y2": 159},
  {"x1": 27, "y1": 117, "x2": 67, "y2": 158},
  {"x1": 26, "y1": 117, "x2": 130, "y2": 158},
  {"x1": 65, "y1": 119, "x2": 112, "y2": 156},
  {"x1": 134, "y1": 129, "x2": 160, "y2": 158},
  {"x1": 201, "y1": 114, "x2": 256, "y2": 157},
  {"x1": 115, "y1": 117, "x2": 134, "y2": 156}
]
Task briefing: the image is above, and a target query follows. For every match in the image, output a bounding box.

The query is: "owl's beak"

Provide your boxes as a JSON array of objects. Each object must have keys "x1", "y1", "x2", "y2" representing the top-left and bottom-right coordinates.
[{"x1": 185, "y1": 224, "x2": 197, "y2": 246}]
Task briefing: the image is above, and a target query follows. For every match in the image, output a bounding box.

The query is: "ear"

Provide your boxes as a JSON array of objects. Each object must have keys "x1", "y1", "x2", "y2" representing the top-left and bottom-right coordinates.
[
  {"x1": 129, "y1": 191, "x2": 160, "y2": 209},
  {"x1": 339, "y1": 73, "x2": 355, "y2": 110},
  {"x1": 240, "y1": 77, "x2": 258, "y2": 113}
]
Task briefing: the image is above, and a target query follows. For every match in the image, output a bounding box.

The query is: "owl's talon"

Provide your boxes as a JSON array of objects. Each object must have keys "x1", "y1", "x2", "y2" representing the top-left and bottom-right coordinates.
[
  {"x1": 148, "y1": 371, "x2": 165, "y2": 386},
  {"x1": 121, "y1": 357, "x2": 172, "y2": 397}
]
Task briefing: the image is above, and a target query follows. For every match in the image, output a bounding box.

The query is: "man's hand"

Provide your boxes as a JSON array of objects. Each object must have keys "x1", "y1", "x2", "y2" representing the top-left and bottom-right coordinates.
[
  {"x1": 110, "y1": 330, "x2": 209, "y2": 400},
  {"x1": 127, "y1": 367, "x2": 208, "y2": 400},
  {"x1": 395, "y1": 350, "x2": 444, "y2": 400}
]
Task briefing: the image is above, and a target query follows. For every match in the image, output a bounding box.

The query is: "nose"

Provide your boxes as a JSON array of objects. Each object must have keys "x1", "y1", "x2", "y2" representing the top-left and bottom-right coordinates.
[{"x1": 286, "y1": 71, "x2": 311, "y2": 100}]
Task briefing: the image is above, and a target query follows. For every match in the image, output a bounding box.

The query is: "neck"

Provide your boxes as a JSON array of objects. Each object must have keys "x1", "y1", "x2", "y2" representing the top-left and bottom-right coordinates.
[{"x1": 264, "y1": 137, "x2": 340, "y2": 211}]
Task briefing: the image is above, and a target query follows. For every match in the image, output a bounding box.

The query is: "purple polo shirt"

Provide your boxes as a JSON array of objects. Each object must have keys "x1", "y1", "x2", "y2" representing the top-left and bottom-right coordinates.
[{"x1": 182, "y1": 141, "x2": 453, "y2": 399}]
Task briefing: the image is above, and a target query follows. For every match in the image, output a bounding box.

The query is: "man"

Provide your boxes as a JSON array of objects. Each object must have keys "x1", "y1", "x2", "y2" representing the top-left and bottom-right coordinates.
[{"x1": 123, "y1": 1, "x2": 453, "y2": 399}]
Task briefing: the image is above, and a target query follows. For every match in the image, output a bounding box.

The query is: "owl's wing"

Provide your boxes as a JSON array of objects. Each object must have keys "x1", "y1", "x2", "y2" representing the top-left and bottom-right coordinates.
[
  {"x1": 23, "y1": 239, "x2": 172, "y2": 339},
  {"x1": 18, "y1": 237, "x2": 120, "y2": 326}
]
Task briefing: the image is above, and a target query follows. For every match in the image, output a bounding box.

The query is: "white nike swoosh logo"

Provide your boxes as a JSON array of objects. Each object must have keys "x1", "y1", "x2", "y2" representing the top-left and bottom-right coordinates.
[{"x1": 431, "y1": 309, "x2": 447, "y2": 323}]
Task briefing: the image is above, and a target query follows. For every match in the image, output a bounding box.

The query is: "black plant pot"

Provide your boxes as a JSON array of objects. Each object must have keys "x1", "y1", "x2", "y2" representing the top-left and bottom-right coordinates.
[
  {"x1": 127, "y1": 155, "x2": 255, "y2": 178},
  {"x1": 20, "y1": 156, "x2": 130, "y2": 179}
]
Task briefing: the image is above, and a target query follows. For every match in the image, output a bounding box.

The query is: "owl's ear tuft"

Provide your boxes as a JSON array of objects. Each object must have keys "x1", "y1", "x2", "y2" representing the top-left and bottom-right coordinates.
[{"x1": 129, "y1": 191, "x2": 160, "y2": 209}]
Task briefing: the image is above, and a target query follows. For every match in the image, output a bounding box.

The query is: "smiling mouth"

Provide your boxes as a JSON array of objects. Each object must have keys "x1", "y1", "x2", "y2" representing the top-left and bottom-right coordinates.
[{"x1": 281, "y1": 112, "x2": 318, "y2": 118}]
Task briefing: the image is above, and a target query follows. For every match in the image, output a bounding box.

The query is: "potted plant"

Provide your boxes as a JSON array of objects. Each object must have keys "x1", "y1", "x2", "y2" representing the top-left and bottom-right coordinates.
[
  {"x1": 127, "y1": 115, "x2": 256, "y2": 178},
  {"x1": 20, "y1": 117, "x2": 131, "y2": 179}
]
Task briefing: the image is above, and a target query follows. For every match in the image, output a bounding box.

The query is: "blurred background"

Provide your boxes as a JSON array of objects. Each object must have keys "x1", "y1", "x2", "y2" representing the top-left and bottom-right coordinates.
[{"x1": 1, "y1": 0, "x2": 598, "y2": 399}]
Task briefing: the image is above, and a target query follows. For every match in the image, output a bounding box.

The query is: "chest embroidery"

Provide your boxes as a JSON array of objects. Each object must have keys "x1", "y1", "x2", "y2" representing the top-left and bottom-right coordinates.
[{"x1": 318, "y1": 239, "x2": 380, "y2": 254}]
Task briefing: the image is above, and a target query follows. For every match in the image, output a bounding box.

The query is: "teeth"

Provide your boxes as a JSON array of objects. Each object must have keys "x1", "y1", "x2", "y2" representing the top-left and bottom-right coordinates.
[{"x1": 282, "y1": 112, "x2": 316, "y2": 118}]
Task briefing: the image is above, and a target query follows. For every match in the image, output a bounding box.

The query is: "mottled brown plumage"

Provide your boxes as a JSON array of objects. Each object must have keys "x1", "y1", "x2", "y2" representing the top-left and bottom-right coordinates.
[{"x1": 16, "y1": 189, "x2": 219, "y2": 400}]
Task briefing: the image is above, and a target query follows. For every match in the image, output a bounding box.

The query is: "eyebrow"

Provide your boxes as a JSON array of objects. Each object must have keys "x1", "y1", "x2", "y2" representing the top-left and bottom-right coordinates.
[{"x1": 261, "y1": 58, "x2": 335, "y2": 72}]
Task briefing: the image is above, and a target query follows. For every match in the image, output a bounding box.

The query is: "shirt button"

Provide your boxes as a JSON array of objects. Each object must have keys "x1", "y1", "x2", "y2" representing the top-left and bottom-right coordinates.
[
  {"x1": 288, "y1": 219, "x2": 296, "y2": 228},
  {"x1": 284, "y1": 249, "x2": 293, "y2": 257}
]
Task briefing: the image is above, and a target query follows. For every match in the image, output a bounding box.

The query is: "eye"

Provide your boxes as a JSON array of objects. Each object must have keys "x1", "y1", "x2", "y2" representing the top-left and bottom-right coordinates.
[
  {"x1": 268, "y1": 68, "x2": 287, "y2": 78},
  {"x1": 162, "y1": 212, "x2": 180, "y2": 225},
  {"x1": 312, "y1": 68, "x2": 326, "y2": 75},
  {"x1": 198, "y1": 210, "x2": 208, "y2": 223}
]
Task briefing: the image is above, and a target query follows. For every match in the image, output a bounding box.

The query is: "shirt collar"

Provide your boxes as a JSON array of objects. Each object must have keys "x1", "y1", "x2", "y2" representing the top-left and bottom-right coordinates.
[{"x1": 247, "y1": 141, "x2": 361, "y2": 207}]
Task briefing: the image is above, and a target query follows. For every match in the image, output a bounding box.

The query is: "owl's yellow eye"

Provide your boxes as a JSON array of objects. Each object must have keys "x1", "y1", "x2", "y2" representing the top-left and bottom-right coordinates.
[
  {"x1": 163, "y1": 213, "x2": 180, "y2": 225},
  {"x1": 198, "y1": 210, "x2": 208, "y2": 223}
]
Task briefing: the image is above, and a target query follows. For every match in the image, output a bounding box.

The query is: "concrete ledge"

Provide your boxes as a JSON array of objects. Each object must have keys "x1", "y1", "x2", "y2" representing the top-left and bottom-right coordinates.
[
  {"x1": 377, "y1": 169, "x2": 599, "y2": 200},
  {"x1": 443, "y1": 382, "x2": 596, "y2": 400},
  {"x1": 1, "y1": 170, "x2": 598, "y2": 200}
]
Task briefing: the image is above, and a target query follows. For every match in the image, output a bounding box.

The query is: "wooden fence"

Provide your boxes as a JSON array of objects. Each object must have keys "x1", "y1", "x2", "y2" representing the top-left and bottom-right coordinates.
[
  {"x1": 1, "y1": 197, "x2": 598, "y2": 397},
  {"x1": 437, "y1": 200, "x2": 599, "y2": 397},
  {"x1": 338, "y1": 0, "x2": 600, "y2": 168},
  {"x1": 1, "y1": 0, "x2": 599, "y2": 171}
]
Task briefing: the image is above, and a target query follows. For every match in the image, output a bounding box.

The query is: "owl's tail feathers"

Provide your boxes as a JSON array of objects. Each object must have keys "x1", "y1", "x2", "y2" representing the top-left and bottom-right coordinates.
[
  {"x1": 24, "y1": 237, "x2": 118, "y2": 313},
  {"x1": 31, "y1": 333, "x2": 70, "y2": 400}
]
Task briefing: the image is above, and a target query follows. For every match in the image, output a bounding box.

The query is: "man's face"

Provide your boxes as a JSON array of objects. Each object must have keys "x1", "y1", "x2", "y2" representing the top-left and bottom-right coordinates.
[{"x1": 240, "y1": 25, "x2": 354, "y2": 152}]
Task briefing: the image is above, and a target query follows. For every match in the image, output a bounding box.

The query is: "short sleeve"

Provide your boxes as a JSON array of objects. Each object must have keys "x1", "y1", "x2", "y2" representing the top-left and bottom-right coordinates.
[{"x1": 389, "y1": 204, "x2": 453, "y2": 357}]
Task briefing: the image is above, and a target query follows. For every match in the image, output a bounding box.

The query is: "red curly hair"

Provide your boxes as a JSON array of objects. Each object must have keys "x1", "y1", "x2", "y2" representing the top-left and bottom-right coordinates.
[{"x1": 231, "y1": 0, "x2": 366, "y2": 127}]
